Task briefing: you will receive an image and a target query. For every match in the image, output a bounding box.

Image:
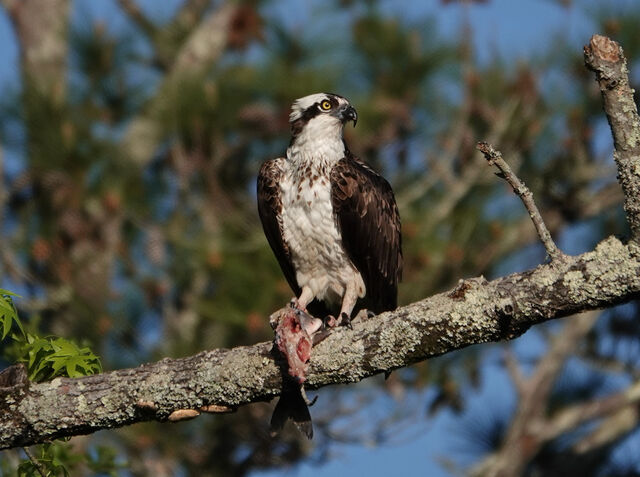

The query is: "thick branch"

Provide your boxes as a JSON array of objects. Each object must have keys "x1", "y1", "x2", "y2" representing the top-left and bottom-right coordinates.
[
  {"x1": 584, "y1": 35, "x2": 640, "y2": 239},
  {"x1": 170, "y1": 0, "x2": 212, "y2": 37},
  {"x1": 4, "y1": 0, "x2": 69, "y2": 102},
  {"x1": 2, "y1": 236, "x2": 640, "y2": 449}
]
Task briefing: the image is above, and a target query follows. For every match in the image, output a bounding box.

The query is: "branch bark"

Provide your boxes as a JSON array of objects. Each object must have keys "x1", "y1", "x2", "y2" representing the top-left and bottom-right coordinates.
[
  {"x1": 3, "y1": 0, "x2": 69, "y2": 103},
  {"x1": 477, "y1": 141, "x2": 564, "y2": 261},
  {"x1": 584, "y1": 35, "x2": 640, "y2": 240},
  {"x1": 2, "y1": 235, "x2": 640, "y2": 449},
  {"x1": 471, "y1": 34, "x2": 640, "y2": 477},
  {"x1": 2, "y1": 33, "x2": 640, "y2": 460}
]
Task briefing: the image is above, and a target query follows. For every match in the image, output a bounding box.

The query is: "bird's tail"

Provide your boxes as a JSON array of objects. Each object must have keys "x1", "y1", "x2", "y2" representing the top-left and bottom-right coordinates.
[{"x1": 270, "y1": 384, "x2": 314, "y2": 439}]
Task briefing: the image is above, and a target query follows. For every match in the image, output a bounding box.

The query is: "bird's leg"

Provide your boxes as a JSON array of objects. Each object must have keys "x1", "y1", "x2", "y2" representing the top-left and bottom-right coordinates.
[
  {"x1": 339, "y1": 313, "x2": 352, "y2": 330},
  {"x1": 321, "y1": 281, "x2": 359, "y2": 329},
  {"x1": 290, "y1": 286, "x2": 314, "y2": 312},
  {"x1": 357, "y1": 309, "x2": 375, "y2": 320},
  {"x1": 337, "y1": 281, "x2": 359, "y2": 329}
]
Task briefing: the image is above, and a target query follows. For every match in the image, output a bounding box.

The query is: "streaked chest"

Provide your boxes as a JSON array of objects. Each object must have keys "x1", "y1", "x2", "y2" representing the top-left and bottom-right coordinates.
[{"x1": 280, "y1": 161, "x2": 339, "y2": 257}]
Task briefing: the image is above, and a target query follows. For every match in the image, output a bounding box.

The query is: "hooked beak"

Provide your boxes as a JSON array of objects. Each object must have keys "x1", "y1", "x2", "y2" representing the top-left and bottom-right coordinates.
[{"x1": 339, "y1": 105, "x2": 358, "y2": 127}]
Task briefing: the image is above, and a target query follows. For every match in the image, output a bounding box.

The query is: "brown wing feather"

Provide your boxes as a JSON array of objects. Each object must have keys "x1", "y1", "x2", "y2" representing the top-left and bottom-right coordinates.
[
  {"x1": 331, "y1": 156, "x2": 402, "y2": 314},
  {"x1": 257, "y1": 158, "x2": 301, "y2": 297}
]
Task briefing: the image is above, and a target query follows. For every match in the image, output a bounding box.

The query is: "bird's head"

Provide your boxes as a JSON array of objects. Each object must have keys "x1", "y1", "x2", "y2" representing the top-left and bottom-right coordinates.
[{"x1": 289, "y1": 93, "x2": 357, "y2": 139}]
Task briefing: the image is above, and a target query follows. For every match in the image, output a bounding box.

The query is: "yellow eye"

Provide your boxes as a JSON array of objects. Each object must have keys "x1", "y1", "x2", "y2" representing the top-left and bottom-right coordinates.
[{"x1": 320, "y1": 100, "x2": 332, "y2": 110}]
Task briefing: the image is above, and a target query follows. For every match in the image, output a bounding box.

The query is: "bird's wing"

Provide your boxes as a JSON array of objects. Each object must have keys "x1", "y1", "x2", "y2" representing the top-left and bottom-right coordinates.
[
  {"x1": 257, "y1": 158, "x2": 301, "y2": 297},
  {"x1": 331, "y1": 156, "x2": 402, "y2": 313}
]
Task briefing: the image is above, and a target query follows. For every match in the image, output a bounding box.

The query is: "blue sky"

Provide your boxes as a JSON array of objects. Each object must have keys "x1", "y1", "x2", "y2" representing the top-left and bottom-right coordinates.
[{"x1": 0, "y1": 0, "x2": 632, "y2": 476}]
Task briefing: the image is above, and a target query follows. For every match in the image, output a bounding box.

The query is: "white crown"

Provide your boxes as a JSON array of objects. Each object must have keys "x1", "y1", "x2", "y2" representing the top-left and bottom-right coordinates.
[{"x1": 289, "y1": 93, "x2": 332, "y2": 122}]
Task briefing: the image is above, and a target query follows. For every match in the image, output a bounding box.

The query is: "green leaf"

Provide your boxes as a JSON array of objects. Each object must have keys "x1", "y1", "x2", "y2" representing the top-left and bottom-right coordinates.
[
  {"x1": 0, "y1": 289, "x2": 21, "y2": 297},
  {"x1": 0, "y1": 291, "x2": 25, "y2": 340},
  {"x1": 19, "y1": 334, "x2": 102, "y2": 382}
]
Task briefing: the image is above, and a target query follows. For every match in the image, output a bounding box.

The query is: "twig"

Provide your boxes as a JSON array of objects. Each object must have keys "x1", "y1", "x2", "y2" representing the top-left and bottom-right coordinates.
[
  {"x1": 411, "y1": 99, "x2": 520, "y2": 232},
  {"x1": 22, "y1": 446, "x2": 46, "y2": 477},
  {"x1": 543, "y1": 379, "x2": 640, "y2": 440},
  {"x1": 116, "y1": 0, "x2": 157, "y2": 38},
  {"x1": 526, "y1": 311, "x2": 600, "y2": 410},
  {"x1": 572, "y1": 405, "x2": 639, "y2": 454},
  {"x1": 477, "y1": 141, "x2": 564, "y2": 262}
]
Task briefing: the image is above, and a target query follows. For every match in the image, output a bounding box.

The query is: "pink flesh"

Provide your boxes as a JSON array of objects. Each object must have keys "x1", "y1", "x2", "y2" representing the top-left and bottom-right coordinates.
[{"x1": 275, "y1": 310, "x2": 312, "y2": 384}]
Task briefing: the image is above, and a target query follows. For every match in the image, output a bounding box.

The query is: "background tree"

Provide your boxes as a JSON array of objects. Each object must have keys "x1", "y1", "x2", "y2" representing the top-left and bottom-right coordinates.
[{"x1": 0, "y1": 0, "x2": 639, "y2": 476}]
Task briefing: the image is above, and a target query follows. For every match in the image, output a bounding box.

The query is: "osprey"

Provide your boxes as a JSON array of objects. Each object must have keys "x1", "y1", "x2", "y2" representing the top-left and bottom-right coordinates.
[{"x1": 258, "y1": 93, "x2": 402, "y2": 329}]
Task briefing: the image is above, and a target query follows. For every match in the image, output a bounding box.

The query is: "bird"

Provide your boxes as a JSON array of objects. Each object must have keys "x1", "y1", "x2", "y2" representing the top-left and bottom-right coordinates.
[{"x1": 257, "y1": 92, "x2": 402, "y2": 333}]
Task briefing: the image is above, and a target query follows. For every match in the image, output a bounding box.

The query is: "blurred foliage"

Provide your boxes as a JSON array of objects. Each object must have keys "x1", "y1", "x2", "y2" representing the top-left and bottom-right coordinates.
[
  {"x1": 16, "y1": 442, "x2": 123, "y2": 477},
  {"x1": 0, "y1": 0, "x2": 639, "y2": 475}
]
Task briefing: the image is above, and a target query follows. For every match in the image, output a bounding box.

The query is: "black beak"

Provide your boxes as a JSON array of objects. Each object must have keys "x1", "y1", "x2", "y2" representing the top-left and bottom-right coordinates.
[{"x1": 339, "y1": 105, "x2": 358, "y2": 127}]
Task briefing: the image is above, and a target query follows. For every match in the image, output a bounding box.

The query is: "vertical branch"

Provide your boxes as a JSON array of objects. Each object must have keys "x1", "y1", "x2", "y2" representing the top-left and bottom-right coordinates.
[
  {"x1": 4, "y1": 0, "x2": 70, "y2": 171},
  {"x1": 4, "y1": 0, "x2": 70, "y2": 104},
  {"x1": 477, "y1": 142, "x2": 564, "y2": 261},
  {"x1": 584, "y1": 35, "x2": 640, "y2": 240},
  {"x1": 120, "y1": 3, "x2": 236, "y2": 166}
]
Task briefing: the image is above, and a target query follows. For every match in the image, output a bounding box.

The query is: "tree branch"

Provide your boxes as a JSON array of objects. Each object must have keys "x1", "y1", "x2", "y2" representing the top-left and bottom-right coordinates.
[
  {"x1": 120, "y1": 2, "x2": 235, "y2": 166},
  {"x1": 543, "y1": 379, "x2": 640, "y2": 440},
  {"x1": 2, "y1": 33, "x2": 639, "y2": 468},
  {"x1": 117, "y1": 0, "x2": 157, "y2": 39},
  {"x1": 584, "y1": 35, "x2": 640, "y2": 240},
  {"x1": 170, "y1": 0, "x2": 212, "y2": 36},
  {"x1": 477, "y1": 141, "x2": 564, "y2": 262},
  {"x1": 2, "y1": 236, "x2": 640, "y2": 449},
  {"x1": 572, "y1": 405, "x2": 639, "y2": 455},
  {"x1": 4, "y1": 0, "x2": 70, "y2": 102},
  {"x1": 21, "y1": 446, "x2": 46, "y2": 477},
  {"x1": 473, "y1": 312, "x2": 600, "y2": 477}
]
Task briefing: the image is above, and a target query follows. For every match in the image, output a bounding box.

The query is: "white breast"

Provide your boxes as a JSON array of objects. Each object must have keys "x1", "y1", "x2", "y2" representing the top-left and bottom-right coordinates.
[{"x1": 280, "y1": 159, "x2": 365, "y2": 306}]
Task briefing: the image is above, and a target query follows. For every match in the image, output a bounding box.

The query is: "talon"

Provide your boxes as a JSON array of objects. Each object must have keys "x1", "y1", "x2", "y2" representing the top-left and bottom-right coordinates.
[
  {"x1": 367, "y1": 310, "x2": 376, "y2": 318},
  {"x1": 323, "y1": 315, "x2": 338, "y2": 328},
  {"x1": 340, "y1": 312, "x2": 353, "y2": 329}
]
